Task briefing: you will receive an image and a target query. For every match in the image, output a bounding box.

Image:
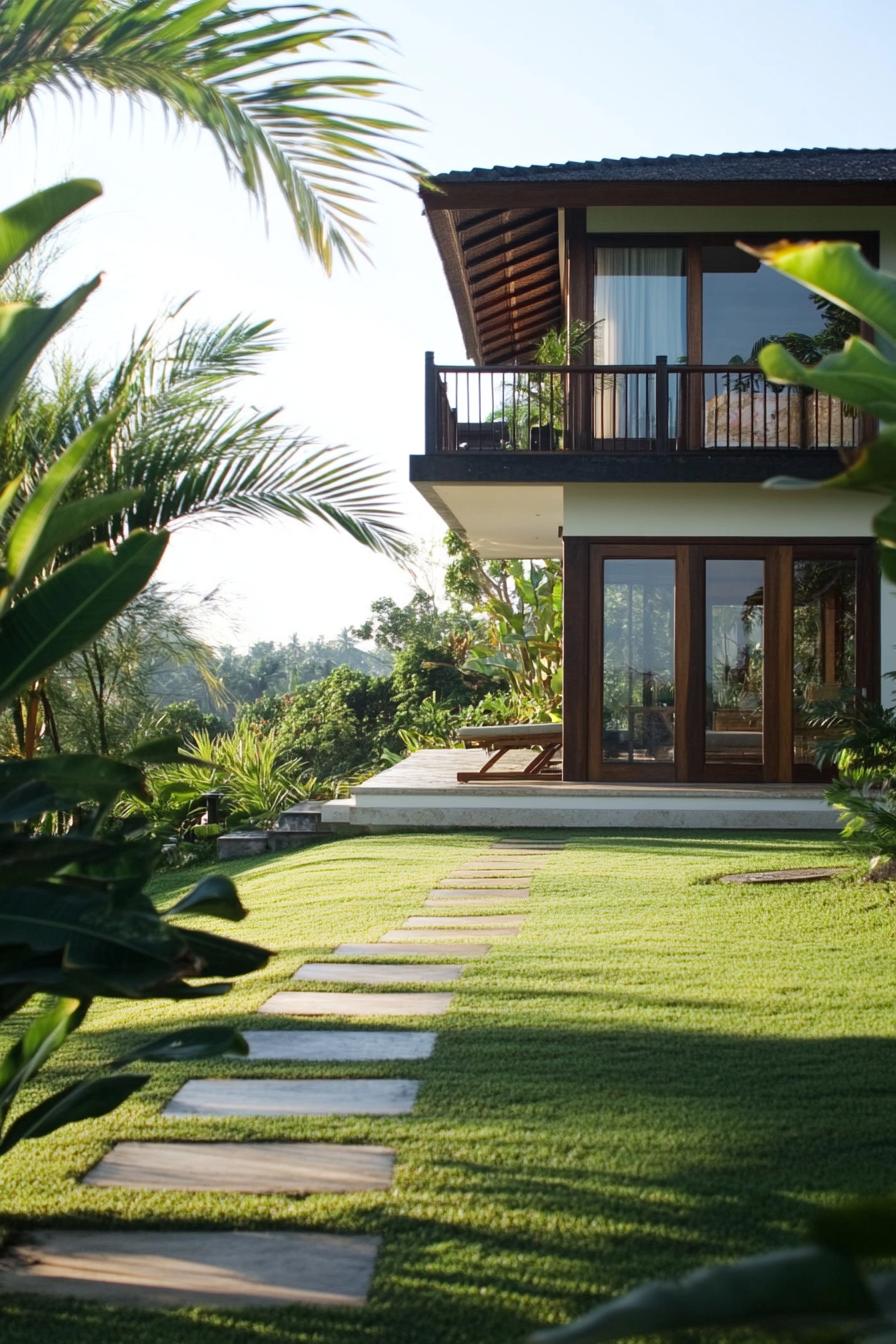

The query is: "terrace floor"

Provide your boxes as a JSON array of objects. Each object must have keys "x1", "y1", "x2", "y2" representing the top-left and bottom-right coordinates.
[{"x1": 328, "y1": 749, "x2": 837, "y2": 830}]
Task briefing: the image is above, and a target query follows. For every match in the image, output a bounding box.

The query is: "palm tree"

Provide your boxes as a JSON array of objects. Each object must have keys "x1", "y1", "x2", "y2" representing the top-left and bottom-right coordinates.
[
  {"x1": 0, "y1": 0, "x2": 421, "y2": 270},
  {"x1": 2, "y1": 305, "x2": 405, "y2": 555}
]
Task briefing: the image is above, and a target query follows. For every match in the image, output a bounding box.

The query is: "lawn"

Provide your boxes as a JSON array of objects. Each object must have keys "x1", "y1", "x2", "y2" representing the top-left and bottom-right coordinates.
[{"x1": 0, "y1": 828, "x2": 890, "y2": 1344}]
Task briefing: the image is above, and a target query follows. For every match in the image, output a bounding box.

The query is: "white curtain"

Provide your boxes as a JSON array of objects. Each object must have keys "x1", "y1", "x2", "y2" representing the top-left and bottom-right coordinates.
[{"x1": 593, "y1": 247, "x2": 686, "y2": 439}]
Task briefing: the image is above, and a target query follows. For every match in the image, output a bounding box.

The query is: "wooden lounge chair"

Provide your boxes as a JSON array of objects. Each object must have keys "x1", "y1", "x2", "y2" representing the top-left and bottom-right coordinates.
[{"x1": 456, "y1": 723, "x2": 563, "y2": 783}]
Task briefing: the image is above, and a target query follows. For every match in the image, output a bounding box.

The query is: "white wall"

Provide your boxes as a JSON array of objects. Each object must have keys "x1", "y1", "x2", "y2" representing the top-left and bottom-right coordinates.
[{"x1": 563, "y1": 482, "x2": 877, "y2": 537}]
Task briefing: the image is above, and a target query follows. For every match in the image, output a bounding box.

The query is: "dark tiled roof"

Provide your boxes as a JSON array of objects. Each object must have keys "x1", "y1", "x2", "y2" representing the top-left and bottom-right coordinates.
[{"x1": 433, "y1": 148, "x2": 896, "y2": 186}]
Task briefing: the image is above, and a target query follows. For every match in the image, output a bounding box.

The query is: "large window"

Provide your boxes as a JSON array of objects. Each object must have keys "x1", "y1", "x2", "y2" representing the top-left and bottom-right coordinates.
[
  {"x1": 702, "y1": 245, "x2": 848, "y2": 365},
  {"x1": 591, "y1": 236, "x2": 866, "y2": 450}
]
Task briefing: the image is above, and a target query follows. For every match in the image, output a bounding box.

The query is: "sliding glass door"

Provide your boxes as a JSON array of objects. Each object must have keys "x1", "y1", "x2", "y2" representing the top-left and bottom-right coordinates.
[{"x1": 586, "y1": 542, "x2": 875, "y2": 782}]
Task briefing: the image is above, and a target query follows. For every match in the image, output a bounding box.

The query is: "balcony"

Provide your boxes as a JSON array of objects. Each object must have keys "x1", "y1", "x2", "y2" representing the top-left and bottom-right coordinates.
[{"x1": 425, "y1": 355, "x2": 864, "y2": 457}]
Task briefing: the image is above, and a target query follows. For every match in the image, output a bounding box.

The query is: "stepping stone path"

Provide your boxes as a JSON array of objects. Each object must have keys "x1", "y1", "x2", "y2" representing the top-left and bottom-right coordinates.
[
  {"x1": 405, "y1": 915, "x2": 525, "y2": 930},
  {"x1": 0, "y1": 1229, "x2": 380, "y2": 1308},
  {"x1": 428, "y1": 888, "x2": 530, "y2": 900},
  {"x1": 425, "y1": 893, "x2": 530, "y2": 908},
  {"x1": 84, "y1": 1142, "x2": 395, "y2": 1194},
  {"x1": 11, "y1": 836, "x2": 565, "y2": 1307},
  {"x1": 243, "y1": 1029, "x2": 437, "y2": 1060},
  {"x1": 260, "y1": 990, "x2": 456, "y2": 1017},
  {"x1": 164, "y1": 1078, "x2": 420, "y2": 1118},
  {"x1": 381, "y1": 928, "x2": 518, "y2": 942},
  {"x1": 333, "y1": 941, "x2": 492, "y2": 959},
  {"x1": 438, "y1": 877, "x2": 535, "y2": 888},
  {"x1": 294, "y1": 962, "x2": 465, "y2": 984}
]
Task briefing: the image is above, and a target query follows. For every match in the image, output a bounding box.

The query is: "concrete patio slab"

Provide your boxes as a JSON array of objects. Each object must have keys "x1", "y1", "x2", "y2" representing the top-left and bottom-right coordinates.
[
  {"x1": 293, "y1": 962, "x2": 464, "y2": 984},
  {"x1": 163, "y1": 1078, "x2": 420, "y2": 1118},
  {"x1": 0, "y1": 1230, "x2": 379, "y2": 1308},
  {"x1": 405, "y1": 915, "x2": 526, "y2": 929},
  {"x1": 334, "y1": 942, "x2": 491, "y2": 958},
  {"x1": 82, "y1": 1142, "x2": 395, "y2": 1194},
  {"x1": 243, "y1": 1030, "x2": 436, "y2": 1061},
  {"x1": 381, "y1": 928, "x2": 517, "y2": 942},
  {"x1": 260, "y1": 990, "x2": 455, "y2": 1016}
]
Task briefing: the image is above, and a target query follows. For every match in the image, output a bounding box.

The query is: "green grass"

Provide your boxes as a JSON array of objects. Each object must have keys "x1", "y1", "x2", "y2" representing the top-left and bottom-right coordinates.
[{"x1": 0, "y1": 829, "x2": 891, "y2": 1344}]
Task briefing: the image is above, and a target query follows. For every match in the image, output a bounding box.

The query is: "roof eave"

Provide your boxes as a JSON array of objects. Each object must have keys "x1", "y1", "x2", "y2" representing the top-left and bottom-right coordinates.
[{"x1": 421, "y1": 179, "x2": 896, "y2": 210}]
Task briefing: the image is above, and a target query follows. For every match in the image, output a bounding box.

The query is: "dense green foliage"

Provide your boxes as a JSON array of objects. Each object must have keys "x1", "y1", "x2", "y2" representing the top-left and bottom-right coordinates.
[
  {"x1": 0, "y1": 829, "x2": 882, "y2": 1344},
  {"x1": 0, "y1": 181, "x2": 271, "y2": 1155}
]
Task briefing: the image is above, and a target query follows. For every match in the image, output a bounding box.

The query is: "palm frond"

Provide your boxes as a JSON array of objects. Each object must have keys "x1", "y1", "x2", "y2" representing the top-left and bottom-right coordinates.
[
  {"x1": 0, "y1": 0, "x2": 424, "y2": 269},
  {"x1": 1, "y1": 305, "x2": 407, "y2": 558}
]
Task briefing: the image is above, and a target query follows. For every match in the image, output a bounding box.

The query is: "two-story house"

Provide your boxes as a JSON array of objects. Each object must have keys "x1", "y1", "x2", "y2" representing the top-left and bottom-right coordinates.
[{"x1": 408, "y1": 148, "x2": 896, "y2": 797}]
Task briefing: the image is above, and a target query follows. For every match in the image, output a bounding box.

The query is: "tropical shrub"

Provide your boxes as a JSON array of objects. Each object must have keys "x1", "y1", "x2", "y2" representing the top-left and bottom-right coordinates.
[
  {"x1": 139, "y1": 722, "x2": 318, "y2": 829},
  {"x1": 751, "y1": 241, "x2": 896, "y2": 864},
  {"x1": 0, "y1": 180, "x2": 268, "y2": 1155}
]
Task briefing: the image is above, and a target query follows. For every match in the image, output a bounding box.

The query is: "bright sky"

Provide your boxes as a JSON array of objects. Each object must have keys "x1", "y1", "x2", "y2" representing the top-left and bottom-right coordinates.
[{"x1": 1, "y1": 0, "x2": 894, "y2": 649}]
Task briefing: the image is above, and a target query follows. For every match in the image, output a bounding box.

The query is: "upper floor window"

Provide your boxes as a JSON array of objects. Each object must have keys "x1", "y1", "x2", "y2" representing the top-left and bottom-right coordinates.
[
  {"x1": 702, "y1": 244, "x2": 855, "y2": 365},
  {"x1": 594, "y1": 247, "x2": 686, "y2": 366},
  {"x1": 592, "y1": 236, "x2": 865, "y2": 367}
]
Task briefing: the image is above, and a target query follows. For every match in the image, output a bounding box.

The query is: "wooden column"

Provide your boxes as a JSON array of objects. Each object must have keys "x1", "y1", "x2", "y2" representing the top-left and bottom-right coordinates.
[
  {"x1": 562, "y1": 537, "x2": 590, "y2": 780},
  {"x1": 564, "y1": 209, "x2": 592, "y2": 452}
]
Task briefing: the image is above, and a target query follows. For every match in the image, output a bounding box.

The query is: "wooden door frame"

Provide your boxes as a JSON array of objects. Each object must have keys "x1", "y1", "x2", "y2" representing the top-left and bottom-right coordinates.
[{"x1": 563, "y1": 536, "x2": 877, "y2": 784}]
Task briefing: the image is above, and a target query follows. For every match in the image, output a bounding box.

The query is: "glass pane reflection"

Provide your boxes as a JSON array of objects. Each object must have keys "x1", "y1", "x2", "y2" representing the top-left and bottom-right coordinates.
[
  {"x1": 705, "y1": 559, "x2": 764, "y2": 765},
  {"x1": 602, "y1": 559, "x2": 675, "y2": 764}
]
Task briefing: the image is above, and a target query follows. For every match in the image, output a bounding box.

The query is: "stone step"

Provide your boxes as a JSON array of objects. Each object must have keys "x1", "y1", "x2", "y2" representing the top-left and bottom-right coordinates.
[
  {"x1": 260, "y1": 990, "x2": 455, "y2": 1016},
  {"x1": 216, "y1": 828, "x2": 317, "y2": 860},
  {"x1": 83, "y1": 1141, "x2": 395, "y2": 1193},
  {"x1": 163, "y1": 1077, "x2": 420, "y2": 1118},
  {"x1": 0, "y1": 1229, "x2": 379, "y2": 1308},
  {"x1": 276, "y1": 801, "x2": 324, "y2": 832}
]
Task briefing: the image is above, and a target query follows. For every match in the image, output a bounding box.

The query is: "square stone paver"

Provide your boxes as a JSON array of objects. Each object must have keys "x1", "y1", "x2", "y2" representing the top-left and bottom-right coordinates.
[
  {"x1": 381, "y1": 928, "x2": 517, "y2": 942},
  {"x1": 492, "y1": 842, "x2": 565, "y2": 849},
  {"x1": 163, "y1": 1078, "x2": 420, "y2": 1118},
  {"x1": 448, "y1": 869, "x2": 541, "y2": 880},
  {"x1": 438, "y1": 877, "x2": 531, "y2": 888},
  {"x1": 425, "y1": 894, "x2": 529, "y2": 908},
  {"x1": 0, "y1": 1229, "x2": 379, "y2": 1308},
  {"x1": 293, "y1": 962, "x2": 464, "y2": 985},
  {"x1": 406, "y1": 915, "x2": 525, "y2": 929},
  {"x1": 334, "y1": 942, "x2": 491, "y2": 959},
  {"x1": 243, "y1": 1030, "x2": 436, "y2": 1061},
  {"x1": 260, "y1": 990, "x2": 454, "y2": 1016},
  {"x1": 429, "y1": 888, "x2": 529, "y2": 900},
  {"x1": 83, "y1": 1142, "x2": 395, "y2": 1193}
]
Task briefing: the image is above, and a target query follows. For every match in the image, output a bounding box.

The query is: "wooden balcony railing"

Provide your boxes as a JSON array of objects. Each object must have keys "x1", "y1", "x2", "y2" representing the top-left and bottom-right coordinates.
[{"x1": 424, "y1": 352, "x2": 865, "y2": 456}]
